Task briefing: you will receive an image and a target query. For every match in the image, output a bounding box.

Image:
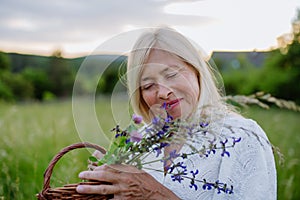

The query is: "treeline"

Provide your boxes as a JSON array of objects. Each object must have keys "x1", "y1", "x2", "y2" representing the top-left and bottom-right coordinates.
[
  {"x1": 0, "y1": 51, "x2": 127, "y2": 102},
  {"x1": 214, "y1": 32, "x2": 300, "y2": 104},
  {"x1": 1, "y1": 44, "x2": 300, "y2": 104},
  {"x1": 1, "y1": 44, "x2": 299, "y2": 104},
  {"x1": 213, "y1": 12, "x2": 300, "y2": 104}
]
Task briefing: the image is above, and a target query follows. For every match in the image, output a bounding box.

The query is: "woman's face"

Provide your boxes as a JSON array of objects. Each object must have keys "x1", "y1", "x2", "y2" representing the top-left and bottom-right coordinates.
[{"x1": 140, "y1": 49, "x2": 200, "y2": 119}]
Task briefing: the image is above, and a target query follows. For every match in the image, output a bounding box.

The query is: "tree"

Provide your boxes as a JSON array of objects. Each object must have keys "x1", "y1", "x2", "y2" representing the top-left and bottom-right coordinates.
[
  {"x1": 22, "y1": 67, "x2": 51, "y2": 100},
  {"x1": 47, "y1": 50, "x2": 75, "y2": 97},
  {"x1": 0, "y1": 52, "x2": 11, "y2": 71},
  {"x1": 0, "y1": 70, "x2": 34, "y2": 100},
  {"x1": 259, "y1": 9, "x2": 300, "y2": 103}
]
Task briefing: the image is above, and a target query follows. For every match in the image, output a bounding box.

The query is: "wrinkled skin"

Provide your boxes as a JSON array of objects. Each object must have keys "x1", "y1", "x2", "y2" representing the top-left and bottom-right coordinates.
[
  {"x1": 141, "y1": 49, "x2": 200, "y2": 120},
  {"x1": 76, "y1": 164, "x2": 180, "y2": 200}
]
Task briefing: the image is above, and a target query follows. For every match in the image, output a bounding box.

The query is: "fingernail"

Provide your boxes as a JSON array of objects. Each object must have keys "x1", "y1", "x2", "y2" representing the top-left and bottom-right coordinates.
[
  {"x1": 78, "y1": 172, "x2": 84, "y2": 178},
  {"x1": 76, "y1": 185, "x2": 84, "y2": 193}
]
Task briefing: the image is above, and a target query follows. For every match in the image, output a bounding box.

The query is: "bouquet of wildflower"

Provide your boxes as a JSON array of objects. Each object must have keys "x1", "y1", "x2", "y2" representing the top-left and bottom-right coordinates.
[{"x1": 89, "y1": 110, "x2": 241, "y2": 194}]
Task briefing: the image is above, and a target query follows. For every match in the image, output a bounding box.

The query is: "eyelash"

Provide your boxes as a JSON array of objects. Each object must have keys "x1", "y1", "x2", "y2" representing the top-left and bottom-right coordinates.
[
  {"x1": 142, "y1": 83, "x2": 154, "y2": 90},
  {"x1": 141, "y1": 72, "x2": 178, "y2": 90},
  {"x1": 166, "y1": 72, "x2": 178, "y2": 78}
]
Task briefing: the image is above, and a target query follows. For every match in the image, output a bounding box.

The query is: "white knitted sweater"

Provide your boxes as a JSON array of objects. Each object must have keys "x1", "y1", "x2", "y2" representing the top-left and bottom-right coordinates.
[{"x1": 145, "y1": 115, "x2": 277, "y2": 200}]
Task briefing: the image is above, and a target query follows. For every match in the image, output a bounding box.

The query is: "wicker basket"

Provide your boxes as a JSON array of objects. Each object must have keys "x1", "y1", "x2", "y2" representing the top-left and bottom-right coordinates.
[{"x1": 36, "y1": 142, "x2": 113, "y2": 200}]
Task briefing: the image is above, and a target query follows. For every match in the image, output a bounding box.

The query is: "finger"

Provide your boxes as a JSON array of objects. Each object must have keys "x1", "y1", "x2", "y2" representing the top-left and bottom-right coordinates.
[
  {"x1": 78, "y1": 170, "x2": 120, "y2": 183},
  {"x1": 108, "y1": 164, "x2": 144, "y2": 174},
  {"x1": 76, "y1": 184, "x2": 118, "y2": 195},
  {"x1": 92, "y1": 150, "x2": 104, "y2": 159}
]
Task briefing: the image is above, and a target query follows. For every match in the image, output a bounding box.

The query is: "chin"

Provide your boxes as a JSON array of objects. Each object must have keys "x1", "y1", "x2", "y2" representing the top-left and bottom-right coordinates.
[{"x1": 169, "y1": 112, "x2": 183, "y2": 120}]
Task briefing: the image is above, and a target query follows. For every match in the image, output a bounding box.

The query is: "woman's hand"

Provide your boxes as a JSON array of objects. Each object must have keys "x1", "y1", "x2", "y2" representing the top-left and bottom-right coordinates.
[{"x1": 76, "y1": 164, "x2": 180, "y2": 200}]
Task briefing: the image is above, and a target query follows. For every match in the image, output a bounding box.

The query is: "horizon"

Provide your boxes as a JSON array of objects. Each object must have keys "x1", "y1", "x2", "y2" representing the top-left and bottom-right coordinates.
[
  {"x1": 1, "y1": 48, "x2": 274, "y2": 59},
  {"x1": 0, "y1": 0, "x2": 299, "y2": 58}
]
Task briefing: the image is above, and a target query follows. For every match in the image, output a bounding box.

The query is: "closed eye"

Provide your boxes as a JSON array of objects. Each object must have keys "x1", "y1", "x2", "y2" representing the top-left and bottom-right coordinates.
[
  {"x1": 141, "y1": 83, "x2": 155, "y2": 90},
  {"x1": 166, "y1": 72, "x2": 178, "y2": 79}
]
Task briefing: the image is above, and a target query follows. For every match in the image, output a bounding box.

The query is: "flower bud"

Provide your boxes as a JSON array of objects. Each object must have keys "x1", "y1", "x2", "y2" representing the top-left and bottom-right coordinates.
[{"x1": 132, "y1": 113, "x2": 143, "y2": 124}]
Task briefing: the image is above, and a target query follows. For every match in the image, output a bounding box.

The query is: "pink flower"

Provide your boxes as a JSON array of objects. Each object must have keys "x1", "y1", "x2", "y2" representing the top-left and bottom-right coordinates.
[
  {"x1": 132, "y1": 114, "x2": 143, "y2": 124},
  {"x1": 130, "y1": 130, "x2": 142, "y2": 142}
]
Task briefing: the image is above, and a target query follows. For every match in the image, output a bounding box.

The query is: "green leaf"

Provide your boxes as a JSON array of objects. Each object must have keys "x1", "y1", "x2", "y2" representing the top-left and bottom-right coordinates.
[
  {"x1": 125, "y1": 142, "x2": 133, "y2": 150},
  {"x1": 88, "y1": 156, "x2": 98, "y2": 162},
  {"x1": 98, "y1": 160, "x2": 104, "y2": 166},
  {"x1": 108, "y1": 142, "x2": 119, "y2": 152},
  {"x1": 119, "y1": 136, "x2": 127, "y2": 147}
]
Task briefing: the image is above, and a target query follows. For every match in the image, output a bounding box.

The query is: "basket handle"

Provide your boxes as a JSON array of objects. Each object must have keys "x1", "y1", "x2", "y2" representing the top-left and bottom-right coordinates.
[{"x1": 41, "y1": 142, "x2": 106, "y2": 193}]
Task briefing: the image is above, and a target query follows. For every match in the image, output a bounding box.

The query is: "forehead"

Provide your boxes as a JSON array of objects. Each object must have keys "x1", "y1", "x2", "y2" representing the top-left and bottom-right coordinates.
[
  {"x1": 140, "y1": 50, "x2": 198, "y2": 82},
  {"x1": 141, "y1": 49, "x2": 186, "y2": 75},
  {"x1": 139, "y1": 49, "x2": 179, "y2": 80},
  {"x1": 145, "y1": 49, "x2": 182, "y2": 64}
]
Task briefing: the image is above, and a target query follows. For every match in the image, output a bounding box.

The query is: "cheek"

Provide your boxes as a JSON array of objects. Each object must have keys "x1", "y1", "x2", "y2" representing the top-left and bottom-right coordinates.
[
  {"x1": 191, "y1": 79, "x2": 200, "y2": 100},
  {"x1": 182, "y1": 74, "x2": 200, "y2": 101},
  {"x1": 141, "y1": 91, "x2": 156, "y2": 107}
]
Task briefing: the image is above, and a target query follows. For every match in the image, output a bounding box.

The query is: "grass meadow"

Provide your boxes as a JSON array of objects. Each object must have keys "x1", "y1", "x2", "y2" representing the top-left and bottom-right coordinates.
[{"x1": 0, "y1": 98, "x2": 299, "y2": 199}]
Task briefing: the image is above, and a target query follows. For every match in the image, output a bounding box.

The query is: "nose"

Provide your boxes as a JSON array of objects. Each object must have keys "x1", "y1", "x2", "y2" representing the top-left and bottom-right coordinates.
[{"x1": 157, "y1": 84, "x2": 172, "y2": 99}]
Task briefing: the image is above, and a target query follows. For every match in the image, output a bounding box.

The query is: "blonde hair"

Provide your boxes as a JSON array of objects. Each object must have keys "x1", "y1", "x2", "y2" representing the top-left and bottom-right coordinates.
[{"x1": 127, "y1": 27, "x2": 226, "y2": 123}]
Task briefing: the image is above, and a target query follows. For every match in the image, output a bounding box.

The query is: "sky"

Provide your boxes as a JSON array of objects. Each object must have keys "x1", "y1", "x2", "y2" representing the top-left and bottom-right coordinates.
[{"x1": 0, "y1": 0, "x2": 299, "y2": 57}]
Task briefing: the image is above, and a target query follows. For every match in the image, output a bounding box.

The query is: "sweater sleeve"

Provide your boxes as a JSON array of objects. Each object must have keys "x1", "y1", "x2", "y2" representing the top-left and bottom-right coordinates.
[{"x1": 212, "y1": 119, "x2": 277, "y2": 200}]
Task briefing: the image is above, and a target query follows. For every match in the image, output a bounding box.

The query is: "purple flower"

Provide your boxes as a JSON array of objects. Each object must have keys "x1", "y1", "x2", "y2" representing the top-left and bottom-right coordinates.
[
  {"x1": 154, "y1": 147, "x2": 162, "y2": 157},
  {"x1": 232, "y1": 137, "x2": 242, "y2": 145},
  {"x1": 156, "y1": 130, "x2": 165, "y2": 137},
  {"x1": 188, "y1": 169, "x2": 199, "y2": 190},
  {"x1": 190, "y1": 169, "x2": 199, "y2": 177},
  {"x1": 152, "y1": 116, "x2": 160, "y2": 125},
  {"x1": 220, "y1": 139, "x2": 230, "y2": 157},
  {"x1": 132, "y1": 114, "x2": 143, "y2": 124},
  {"x1": 130, "y1": 130, "x2": 142, "y2": 142},
  {"x1": 221, "y1": 150, "x2": 230, "y2": 157},
  {"x1": 171, "y1": 165, "x2": 187, "y2": 183},
  {"x1": 202, "y1": 182, "x2": 213, "y2": 190},
  {"x1": 225, "y1": 185, "x2": 234, "y2": 194},
  {"x1": 154, "y1": 143, "x2": 169, "y2": 157},
  {"x1": 161, "y1": 102, "x2": 167, "y2": 109},
  {"x1": 220, "y1": 138, "x2": 228, "y2": 145},
  {"x1": 189, "y1": 181, "x2": 198, "y2": 190},
  {"x1": 205, "y1": 139, "x2": 217, "y2": 157},
  {"x1": 167, "y1": 161, "x2": 186, "y2": 174},
  {"x1": 200, "y1": 122, "x2": 209, "y2": 128},
  {"x1": 169, "y1": 150, "x2": 180, "y2": 159},
  {"x1": 165, "y1": 114, "x2": 173, "y2": 123},
  {"x1": 186, "y1": 125, "x2": 194, "y2": 136},
  {"x1": 171, "y1": 174, "x2": 184, "y2": 183}
]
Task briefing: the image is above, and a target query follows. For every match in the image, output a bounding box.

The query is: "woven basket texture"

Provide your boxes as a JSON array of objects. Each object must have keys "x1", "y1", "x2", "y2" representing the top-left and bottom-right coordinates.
[{"x1": 36, "y1": 142, "x2": 113, "y2": 200}]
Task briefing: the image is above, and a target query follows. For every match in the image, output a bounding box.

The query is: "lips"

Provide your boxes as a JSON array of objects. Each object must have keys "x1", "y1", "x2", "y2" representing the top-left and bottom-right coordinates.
[{"x1": 162, "y1": 99, "x2": 182, "y2": 110}]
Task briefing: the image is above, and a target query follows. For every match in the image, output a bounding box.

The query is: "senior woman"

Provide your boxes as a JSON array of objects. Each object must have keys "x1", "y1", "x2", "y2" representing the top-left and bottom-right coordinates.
[{"x1": 76, "y1": 27, "x2": 277, "y2": 199}]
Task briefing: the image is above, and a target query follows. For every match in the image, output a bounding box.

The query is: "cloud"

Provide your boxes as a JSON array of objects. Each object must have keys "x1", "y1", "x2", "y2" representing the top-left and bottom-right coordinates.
[
  {"x1": 0, "y1": 0, "x2": 213, "y2": 45},
  {"x1": 1, "y1": 0, "x2": 298, "y2": 55}
]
